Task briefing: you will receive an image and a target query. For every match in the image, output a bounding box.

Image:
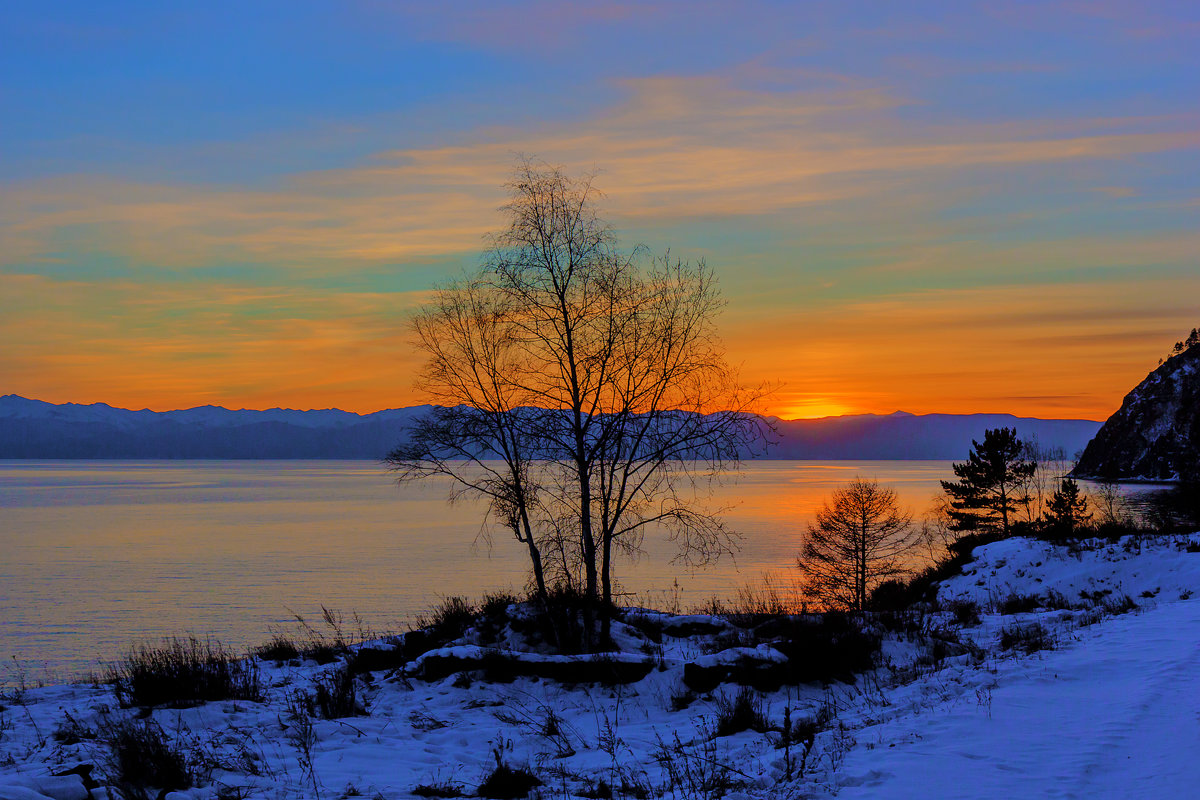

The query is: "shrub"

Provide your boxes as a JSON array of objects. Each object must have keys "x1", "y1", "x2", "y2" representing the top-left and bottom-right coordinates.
[
  {"x1": 52, "y1": 711, "x2": 97, "y2": 745},
  {"x1": 288, "y1": 606, "x2": 367, "y2": 664},
  {"x1": 998, "y1": 622, "x2": 1053, "y2": 653},
  {"x1": 345, "y1": 639, "x2": 408, "y2": 676},
  {"x1": 771, "y1": 613, "x2": 880, "y2": 685},
  {"x1": 712, "y1": 686, "x2": 769, "y2": 737},
  {"x1": 888, "y1": 530, "x2": 1007, "y2": 607},
  {"x1": 508, "y1": 585, "x2": 591, "y2": 654},
  {"x1": 1102, "y1": 594, "x2": 1138, "y2": 615},
  {"x1": 670, "y1": 685, "x2": 696, "y2": 712},
  {"x1": 100, "y1": 718, "x2": 192, "y2": 800},
  {"x1": 946, "y1": 600, "x2": 982, "y2": 627},
  {"x1": 476, "y1": 765, "x2": 541, "y2": 799},
  {"x1": 415, "y1": 596, "x2": 478, "y2": 644},
  {"x1": 1042, "y1": 590, "x2": 1077, "y2": 610},
  {"x1": 311, "y1": 666, "x2": 365, "y2": 719},
  {"x1": 653, "y1": 730, "x2": 745, "y2": 799},
  {"x1": 481, "y1": 591, "x2": 520, "y2": 620},
  {"x1": 997, "y1": 593, "x2": 1042, "y2": 615},
  {"x1": 867, "y1": 579, "x2": 912, "y2": 612},
  {"x1": 109, "y1": 637, "x2": 263, "y2": 708},
  {"x1": 724, "y1": 579, "x2": 794, "y2": 627}
]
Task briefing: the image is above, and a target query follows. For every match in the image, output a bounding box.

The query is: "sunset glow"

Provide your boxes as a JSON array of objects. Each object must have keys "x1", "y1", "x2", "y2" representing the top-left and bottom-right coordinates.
[{"x1": 2, "y1": 2, "x2": 1197, "y2": 420}]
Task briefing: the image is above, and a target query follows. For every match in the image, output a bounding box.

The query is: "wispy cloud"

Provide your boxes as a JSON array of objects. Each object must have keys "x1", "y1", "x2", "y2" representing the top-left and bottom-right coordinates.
[{"x1": 3, "y1": 74, "x2": 1195, "y2": 272}]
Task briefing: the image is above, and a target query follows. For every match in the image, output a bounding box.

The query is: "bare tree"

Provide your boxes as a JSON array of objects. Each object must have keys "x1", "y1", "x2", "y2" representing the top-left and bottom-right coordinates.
[
  {"x1": 385, "y1": 277, "x2": 551, "y2": 599},
  {"x1": 797, "y1": 478, "x2": 919, "y2": 612},
  {"x1": 1088, "y1": 473, "x2": 1132, "y2": 528},
  {"x1": 389, "y1": 158, "x2": 770, "y2": 642},
  {"x1": 1017, "y1": 436, "x2": 1070, "y2": 524}
]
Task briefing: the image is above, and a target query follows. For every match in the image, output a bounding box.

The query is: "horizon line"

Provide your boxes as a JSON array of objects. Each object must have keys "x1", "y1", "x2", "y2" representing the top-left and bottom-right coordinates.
[{"x1": 0, "y1": 393, "x2": 1107, "y2": 424}]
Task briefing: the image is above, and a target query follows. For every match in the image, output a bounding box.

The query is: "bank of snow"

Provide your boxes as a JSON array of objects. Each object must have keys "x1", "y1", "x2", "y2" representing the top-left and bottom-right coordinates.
[{"x1": 2, "y1": 532, "x2": 1198, "y2": 800}]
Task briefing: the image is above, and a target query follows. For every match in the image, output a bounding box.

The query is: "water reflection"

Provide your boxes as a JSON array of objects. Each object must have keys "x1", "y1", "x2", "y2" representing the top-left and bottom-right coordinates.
[{"x1": 0, "y1": 459, "x2": 989, "y2": 679}]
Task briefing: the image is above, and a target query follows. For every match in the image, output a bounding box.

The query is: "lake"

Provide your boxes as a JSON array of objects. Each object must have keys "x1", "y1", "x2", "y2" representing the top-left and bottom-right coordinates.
[{"x1": 0, "y1": 459, "x2": 968, "y2": 679}]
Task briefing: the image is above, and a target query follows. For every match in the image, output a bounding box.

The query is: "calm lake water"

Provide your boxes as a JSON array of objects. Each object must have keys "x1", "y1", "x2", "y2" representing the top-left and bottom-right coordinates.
[{"x1": 0, "y1": 459, "x2": 960, "y2": 680}]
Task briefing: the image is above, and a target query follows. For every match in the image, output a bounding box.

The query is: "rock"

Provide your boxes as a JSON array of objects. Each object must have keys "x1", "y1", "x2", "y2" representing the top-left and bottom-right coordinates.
[{"x1": 1074, "y1": 346, "x2": 1200, "y2": 481}]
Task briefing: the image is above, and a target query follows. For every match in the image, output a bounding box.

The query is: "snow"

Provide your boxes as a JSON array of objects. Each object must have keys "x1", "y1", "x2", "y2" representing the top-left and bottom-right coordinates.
[
  {"x1": 836, "y1": 598, "x2": 1200, "y2": 799},
  {"x1": 3, "y1": 532, "x2": 1199, "y2": 799}
]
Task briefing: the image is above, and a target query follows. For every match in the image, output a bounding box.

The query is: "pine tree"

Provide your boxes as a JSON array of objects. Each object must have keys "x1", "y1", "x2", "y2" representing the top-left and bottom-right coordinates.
[
  {"x1": 940, "y1": 427, "x2": 1036, "y2": 537},
  {"x1": 1044, "y1": 478, "x2": 1092, "y2": 537}
]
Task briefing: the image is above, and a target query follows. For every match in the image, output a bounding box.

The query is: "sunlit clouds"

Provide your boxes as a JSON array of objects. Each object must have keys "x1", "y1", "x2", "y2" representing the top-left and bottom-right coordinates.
[{"x1": 2, "y1": 1, "x2": 1197, "y2": 416}]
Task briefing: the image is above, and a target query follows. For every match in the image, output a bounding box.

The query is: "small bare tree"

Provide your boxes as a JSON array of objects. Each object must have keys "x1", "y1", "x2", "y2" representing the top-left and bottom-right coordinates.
[
  {"x1": 797, "y1": 478, "x2": 919, "y2": 612},
  {"x1": 1018, "y1": 436, "x2": 1070, "y2": 524}
]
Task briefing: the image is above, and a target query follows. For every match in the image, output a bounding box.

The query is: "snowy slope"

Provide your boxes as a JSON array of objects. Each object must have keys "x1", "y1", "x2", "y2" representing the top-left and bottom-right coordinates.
[
  {"x1": 2, "y1": 533, "x2": 1198, "y2": 799},
  {"x1": 836, "y1": 599, "x2": 1200, "y2": 799}
]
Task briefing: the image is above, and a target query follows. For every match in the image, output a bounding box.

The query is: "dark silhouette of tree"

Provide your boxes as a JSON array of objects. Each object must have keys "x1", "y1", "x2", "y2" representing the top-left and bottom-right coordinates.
[
  {"x1": 385, "y1": 278, "x2": 551, "y2": 600},
  {"x1": 1017, "y1": 436, "x2": 1069, "y2": 524},
  {"x1": 1043, "y1": 477, "x2": 1092, "y2": 537},
  {"x1": 940, "y1": 427, "x2": 1036, "y2": 537},
  {"x1": 1169, "y1": 326, "x2": 1200, "y2": 358},
  {"x1": 388, "y1": 158, "x2": 770, "y2": 644},
  {"x1": 797, "y1": 478, "x2": 918, "y2": 611}
]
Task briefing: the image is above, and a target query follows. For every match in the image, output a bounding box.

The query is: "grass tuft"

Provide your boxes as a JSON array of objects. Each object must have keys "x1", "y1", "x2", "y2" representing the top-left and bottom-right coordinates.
[
  {"x1": 100, "y1": 718, "x2": 192, "y2": 800},
  {"x1": 712, "y1": 686, "x2": 769, "y2": 737},
  {"x1": 998, "y1": 622, "x2": 1054, "y2": 653},
  {"x1": 109, "y1": 637, "x2": 262, "y2": 708}
]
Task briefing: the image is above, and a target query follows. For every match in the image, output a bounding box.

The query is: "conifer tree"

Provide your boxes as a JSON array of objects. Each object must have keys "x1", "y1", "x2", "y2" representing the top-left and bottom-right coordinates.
[
  {"x1": 940, "y1": 427, "x2": 1036, "y2": 537},
  {"x1": 1044, "y1": 477, "x2": 1092, "y2": 537}
]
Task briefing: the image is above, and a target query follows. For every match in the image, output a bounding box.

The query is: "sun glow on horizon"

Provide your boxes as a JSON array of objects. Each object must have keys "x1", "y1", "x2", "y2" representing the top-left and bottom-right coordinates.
[{"x1": 773, "y1": 398, "x2": 858, "y2": 421}]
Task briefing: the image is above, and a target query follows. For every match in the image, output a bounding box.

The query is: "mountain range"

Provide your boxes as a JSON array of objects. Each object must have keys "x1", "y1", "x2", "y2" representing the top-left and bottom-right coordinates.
[{"x1": 0, "y1": 395, "x2": 1102, "y2": 461}]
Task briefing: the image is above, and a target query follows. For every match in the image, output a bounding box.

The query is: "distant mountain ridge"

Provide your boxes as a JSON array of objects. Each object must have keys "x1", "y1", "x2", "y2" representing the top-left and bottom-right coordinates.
[
  {"x1": 0, "y1": 395, "x2": 432, "y2": 459},
  {"x1": 0, "y1": 395, "x2": 1102, "y2": 461},
  {"x1": 764, "y1": 410, "x2": 1100, "y2": 460}
]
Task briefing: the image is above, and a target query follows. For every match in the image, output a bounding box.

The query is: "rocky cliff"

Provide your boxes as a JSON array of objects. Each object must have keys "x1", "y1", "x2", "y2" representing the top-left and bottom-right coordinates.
[{"x1": 1075, "y1": 346, "x2": 1200, "y2": 481}]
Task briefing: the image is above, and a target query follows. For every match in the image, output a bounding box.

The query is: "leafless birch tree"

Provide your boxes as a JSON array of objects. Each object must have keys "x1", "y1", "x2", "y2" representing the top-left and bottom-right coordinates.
[{"x1": 388, "y1": 159, "x2": 771, "y2": 643}]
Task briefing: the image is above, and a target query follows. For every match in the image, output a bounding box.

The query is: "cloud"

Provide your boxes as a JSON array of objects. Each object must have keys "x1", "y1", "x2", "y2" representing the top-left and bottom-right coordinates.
[
  {"x1": 0, "y1": 272, "x2": 431, "y2": 412},
  {"x1": 2, "y1": 73, "x2": 1195, "y2": 272}
]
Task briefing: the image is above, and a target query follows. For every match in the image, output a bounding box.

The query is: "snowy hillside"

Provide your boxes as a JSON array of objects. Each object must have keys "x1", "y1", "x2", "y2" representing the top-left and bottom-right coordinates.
[{"x1": 2, "y1": 532, "x2": 1198, "y2": 799}]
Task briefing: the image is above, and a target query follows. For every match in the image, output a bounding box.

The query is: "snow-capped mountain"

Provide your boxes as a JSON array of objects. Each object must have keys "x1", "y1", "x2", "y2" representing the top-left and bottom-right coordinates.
[{"x1": 1074, "y1": 346, "x2": 1200, "y2": 481}]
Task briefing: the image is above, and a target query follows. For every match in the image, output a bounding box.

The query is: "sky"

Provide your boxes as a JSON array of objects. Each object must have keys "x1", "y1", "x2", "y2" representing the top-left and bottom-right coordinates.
[{"x1": 2, "y1": 1, "x2": 1197, "y2": 420}]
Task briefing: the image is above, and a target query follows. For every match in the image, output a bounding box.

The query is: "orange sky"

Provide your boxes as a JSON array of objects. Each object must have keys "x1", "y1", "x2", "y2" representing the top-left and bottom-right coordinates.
[{"x1": 3, "y1": 3, "x2": 1198, "y2": 421}]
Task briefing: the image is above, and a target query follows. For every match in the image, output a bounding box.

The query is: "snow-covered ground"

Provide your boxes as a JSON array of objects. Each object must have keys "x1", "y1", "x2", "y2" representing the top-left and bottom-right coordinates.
[{"x1": 2, "y1": 532, "x2": 1198, "y2": 800}]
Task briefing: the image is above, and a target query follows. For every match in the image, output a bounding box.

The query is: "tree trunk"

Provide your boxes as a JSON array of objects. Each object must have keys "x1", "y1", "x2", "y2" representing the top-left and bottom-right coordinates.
[
  {"x1": 520, "y1": 507, "x2": 547, "y2": 602},
  {"x1": 577, "y1": 455, "x2": 597, "y2": 650},
  {"x1": 600, "y1": 527, "x2": 613, "y2": 645}
]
